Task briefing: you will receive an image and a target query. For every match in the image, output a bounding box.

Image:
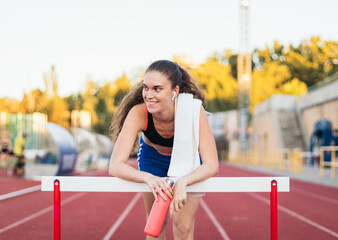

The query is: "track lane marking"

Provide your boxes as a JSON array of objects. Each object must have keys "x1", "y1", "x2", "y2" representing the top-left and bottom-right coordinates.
[
  {"x1": 292, "y1": 187, "x2": 338, "y2": 205},
  {"x1": 0, "y1": 185, "x2": 41, "y2": 201},
  {"x1": 200, "y1": 198, "x2": 231, "y2": 240},
  {"x1": 0, "y1": 170, "x2": 107, "y2": 202},
  {"x1": 102, "y1": 193, "x2": 142, "y2": 240},
  {"x1": 0, "y1": 192, "x2": 87, "y2": 234},
  {"x1": 247, "y1": 193, "x2": 338, "y2": 238}
]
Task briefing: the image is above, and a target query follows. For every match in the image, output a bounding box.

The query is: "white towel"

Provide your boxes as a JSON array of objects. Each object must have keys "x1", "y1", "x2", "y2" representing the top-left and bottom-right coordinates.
[{"x1": 167, "y1": 93, "x2": 202, "y2": 177}]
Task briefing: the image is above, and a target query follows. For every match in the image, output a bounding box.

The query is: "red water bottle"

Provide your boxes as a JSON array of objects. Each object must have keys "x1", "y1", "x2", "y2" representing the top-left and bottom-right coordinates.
[{"x1": 144, "y1": 178, "x2": 174, "y2": 237}]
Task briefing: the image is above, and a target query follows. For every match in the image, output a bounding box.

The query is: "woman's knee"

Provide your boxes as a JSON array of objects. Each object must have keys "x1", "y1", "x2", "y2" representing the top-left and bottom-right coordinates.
[
  {"x1": 173, "y1": 218, "x2": 193, "y2": 238},
  {"x1": 172, "y1": 195, "x2": 200, "y2": 239}
]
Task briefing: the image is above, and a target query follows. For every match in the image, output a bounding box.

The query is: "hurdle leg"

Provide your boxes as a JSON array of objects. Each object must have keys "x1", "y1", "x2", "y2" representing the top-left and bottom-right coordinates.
[
  {"x1": 271, "y1": 180, "x2": 277, "y2": 240},
  {"x1": 54, "y1": 179, "x2": 61, "y2": 240}
]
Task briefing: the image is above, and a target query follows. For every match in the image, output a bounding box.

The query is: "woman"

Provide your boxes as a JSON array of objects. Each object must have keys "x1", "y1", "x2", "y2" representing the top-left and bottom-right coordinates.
[
  {"x1": 109, "y1": 60, "x2": 219, "y2": 239},
  {"x1": 0, "y1": 131, "x2": 11, "y2": 169}
]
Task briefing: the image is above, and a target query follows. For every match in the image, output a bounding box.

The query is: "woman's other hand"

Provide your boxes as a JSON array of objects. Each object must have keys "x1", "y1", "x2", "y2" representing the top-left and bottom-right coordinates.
[{"x1": 169, "y1": 178, "x2": 187, "y2": 218}]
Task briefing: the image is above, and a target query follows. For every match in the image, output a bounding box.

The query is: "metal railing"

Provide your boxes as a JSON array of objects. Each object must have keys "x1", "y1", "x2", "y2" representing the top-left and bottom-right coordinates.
[
  {"x1": 319, "y1": 146, "x2": 338, "y2": 179},
  {"x1": 229, "y1": 146, "x2": 338, "y2": 179},
  {"x1": 229, "y1": 148, "x2": 304, "y2": 174}
]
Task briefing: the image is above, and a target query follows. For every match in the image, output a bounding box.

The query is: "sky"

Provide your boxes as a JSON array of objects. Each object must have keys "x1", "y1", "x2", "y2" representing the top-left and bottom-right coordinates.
[{"x1": 0, "y1": 0, "x2": 337, "y2": 100}]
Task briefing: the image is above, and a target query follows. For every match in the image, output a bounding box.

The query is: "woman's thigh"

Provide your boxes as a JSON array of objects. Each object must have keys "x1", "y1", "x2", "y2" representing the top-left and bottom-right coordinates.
[
  {"x1": 142, "y1": 192, "x2": 155, "y2": 216},
  {"x1": 173, "y1": 193, "x2": 200, "y2": 225},
  {"x1": 143, "y1": 192, "x2": 201, "y2": 221}
]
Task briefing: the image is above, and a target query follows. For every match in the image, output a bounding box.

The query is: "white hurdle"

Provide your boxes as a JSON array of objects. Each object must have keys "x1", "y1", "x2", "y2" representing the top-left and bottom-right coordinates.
[{"x1": 41, "y1": 176, "x2": 289, "y2": 240}]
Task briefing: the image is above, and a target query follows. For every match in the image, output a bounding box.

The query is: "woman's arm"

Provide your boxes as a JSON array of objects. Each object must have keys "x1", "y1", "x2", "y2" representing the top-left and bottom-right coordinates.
[
  {"x1": 109, "y1": 104, "x2": 149, "y2": 182},
  {"x1": 181, "y1": 107, "x2": 219, "y2": 183},
  {"x1": 109, "y1": 104, "x2": 173, "y2": 200},
  {"x1": 171, "y1": 106, "x2": 219, "y2": 214}
]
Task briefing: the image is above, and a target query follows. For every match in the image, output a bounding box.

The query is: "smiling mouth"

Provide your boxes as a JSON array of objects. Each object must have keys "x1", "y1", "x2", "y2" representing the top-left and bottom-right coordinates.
[{"x1": 146, "y1": 100, "x2": 158, "y2": 105}]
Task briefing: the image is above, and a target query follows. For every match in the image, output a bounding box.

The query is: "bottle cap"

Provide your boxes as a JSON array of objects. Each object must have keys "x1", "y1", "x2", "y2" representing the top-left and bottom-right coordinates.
[{"x1": 165, "y1": 178, "x2": 175, "y2": 187}]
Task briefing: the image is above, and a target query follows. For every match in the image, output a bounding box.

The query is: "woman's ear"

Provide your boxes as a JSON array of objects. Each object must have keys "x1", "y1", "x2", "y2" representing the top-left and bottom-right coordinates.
[{"x1": 172, "y1": 86, "x2": 179, "y2": 101}]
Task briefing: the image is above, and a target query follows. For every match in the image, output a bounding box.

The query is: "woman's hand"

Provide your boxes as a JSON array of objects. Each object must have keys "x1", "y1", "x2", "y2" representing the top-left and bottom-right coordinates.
[
  {"x1": 144, "y1": 174, "x2": 173, "y2": 201},
  {"x1": 169, "y1": 178, "x2": 188, "y2": 218}
]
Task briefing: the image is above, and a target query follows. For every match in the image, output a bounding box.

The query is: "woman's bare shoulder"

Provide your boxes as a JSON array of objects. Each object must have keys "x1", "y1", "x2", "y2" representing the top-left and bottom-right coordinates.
[
  {"x1": 130, "y1": 103, "x2": 146, "y2": 117},
  {"x1": 126, "y1": 103, "x2": 147, "y2": 130}
]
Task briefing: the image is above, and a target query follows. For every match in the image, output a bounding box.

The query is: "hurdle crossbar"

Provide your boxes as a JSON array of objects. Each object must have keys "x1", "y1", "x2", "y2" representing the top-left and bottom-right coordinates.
[
  {"x1": 41, "y1": 176, "x2": 289, "y2": 192},
  {"x1": 41, "y1": 176, "x2": 289, "y2": 240}
]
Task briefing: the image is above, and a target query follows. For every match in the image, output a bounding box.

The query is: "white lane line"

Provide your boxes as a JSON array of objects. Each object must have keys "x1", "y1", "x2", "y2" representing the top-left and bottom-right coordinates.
[
  {"x1": 200, "y1": 198, "x2": 231, "y2": 240},
  {"x1": 0, "y1": 192, "x2": 87, "y2": 234},
  {"x1": 0, "y1": 185, "x2": 41, "y2": 201},
  {"x1": 102, "y1": 193, "x2": 142, "y2": 240},
  {"x1": 247, "y1": 193, "x2": 338, "y2": 239},
  {"x1": 292, "y1": 187, "x2": 338, "y2": 205},
  {"x1": 0, "y1": 170, "x2": 106, "y2": 201}
]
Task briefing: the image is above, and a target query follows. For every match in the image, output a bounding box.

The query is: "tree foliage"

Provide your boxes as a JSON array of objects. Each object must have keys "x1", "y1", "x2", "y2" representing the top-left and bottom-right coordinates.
[
  {"x1": 81, "y1": 80, "x2": 99, "y2": 126},
  {"x1": 254, "y1": 37, "x2": 338, "y2": 87},
  {"x1": 251, "y1": 62, "x2": 291, "y2": 112},
  {"x1": 0, "y1": 36, "x2": 336, "y2": 133},
  {"x1": 44, "y1": 96, "x2": 70, "y2": 129},
  {"x1": 112, "y1": 74, "x2": 131, "y2": 107},
  {"x1": 189, "y1": 58, "x2": 238, "y2": 112}
]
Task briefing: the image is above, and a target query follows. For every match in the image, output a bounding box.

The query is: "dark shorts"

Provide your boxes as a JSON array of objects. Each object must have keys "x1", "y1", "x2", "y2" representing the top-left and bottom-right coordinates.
[
  {"x1": 137, "y1": 136, "x2": 171, "y2": 177},
  {"x1": 15, "y1": 162, "x2": 25, "y2": 168},
  {"x1": 2, "y1": 148, "x2": 9, "y2": 153}
]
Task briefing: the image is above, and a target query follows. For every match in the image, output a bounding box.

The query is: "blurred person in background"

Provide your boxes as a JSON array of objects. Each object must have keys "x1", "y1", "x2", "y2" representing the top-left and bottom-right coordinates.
[
  {"x1": 330, "y1": 129, "x2": 338, "y2": 158},
  {"x1": 331, "y1": 129, "x2": 338, "y2": 146},
  {"x1": 13, "y1": 133, "x2": 27, "y2": 177},
  {"x1": 0, "y1": 131, "x2": 12, "y2": 169}
]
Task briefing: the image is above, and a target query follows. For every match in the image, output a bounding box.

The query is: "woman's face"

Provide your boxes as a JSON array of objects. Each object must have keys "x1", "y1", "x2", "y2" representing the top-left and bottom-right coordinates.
[{"x1": 142, "y1": 71, "x2": 175, "y2": 113}]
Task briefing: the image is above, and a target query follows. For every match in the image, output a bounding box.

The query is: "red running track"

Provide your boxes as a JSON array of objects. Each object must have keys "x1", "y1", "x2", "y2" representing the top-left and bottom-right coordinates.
[{"x1": 0, "y1": 161, "x2": 337, "y2": 240}]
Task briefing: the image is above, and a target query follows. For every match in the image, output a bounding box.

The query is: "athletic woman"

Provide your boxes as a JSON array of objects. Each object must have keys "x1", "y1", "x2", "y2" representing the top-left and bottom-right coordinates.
[{"x1": 109, "y1": 60, "x2": 219, "y2": 240}]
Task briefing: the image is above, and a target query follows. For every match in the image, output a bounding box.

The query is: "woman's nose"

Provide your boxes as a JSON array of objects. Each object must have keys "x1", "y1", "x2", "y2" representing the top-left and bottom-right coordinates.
[{"x1": 145, "y1": 89, "x2": 154, "y2": 98}]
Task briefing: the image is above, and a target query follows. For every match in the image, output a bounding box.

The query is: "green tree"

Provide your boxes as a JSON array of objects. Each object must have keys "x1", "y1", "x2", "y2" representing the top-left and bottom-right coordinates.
[
  {"x1": 43, "y1": 96, "x2": 70, "y2": 129},
  {"x1": 92, "y1": 97, "x2": 110, "y2": 134},
  {"x1": 112, "y1": 74, "x2": 131, "y2": 107},
  {"x1": 189, "y1": 58, "x2": 238, "y2": 112},
  {"x1": 285, "y1": 37, "x2": 338, "y2": 86},
  {"x1": 82, "y1": 80, "x2": 99, "y2": 126},
  {"x1": 64, "y1": 93, "x2": 84, "y2": 112},
  {"x1": 254, "y1": 37, "x2": 338, "y2": 88},
  {"x1": 21, "y1": 89, "x2": 47, "y2": 113},
  {"x1": 0, "y1": 98, "x2": 22, "y2": 113},
  {"x1": 278, "y1": 78, "x2": 307, "y2": 95},
  {"x1": 251, "y1": 62, "x2": 291, "y2": 112}
]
